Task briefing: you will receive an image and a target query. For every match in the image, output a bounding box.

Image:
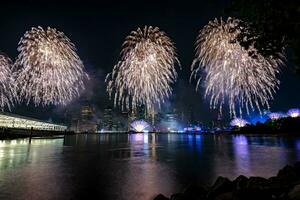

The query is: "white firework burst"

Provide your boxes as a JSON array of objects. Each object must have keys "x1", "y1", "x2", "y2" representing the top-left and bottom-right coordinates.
[
  {"x1": 230, "y1": 118, "x2": 249, "y2": 127},
  {"x1": 131, "y1": 120, "x2": 150, "y2": 132},
  {"x1": 287, "y1": 108, "x2": 300, "y2": 118},
  {"x1": 106, "y1": 26, "x2": 179, "y2": 114},
  {"x1": 191, "y1": 17, "x2": 285, "y2": 117},
  {"x1": 13, "y1": 26, "x2": 88, "y2": 106},
  {"x1": 0, "y1": 53, "x2": 15, "y2": 110}
]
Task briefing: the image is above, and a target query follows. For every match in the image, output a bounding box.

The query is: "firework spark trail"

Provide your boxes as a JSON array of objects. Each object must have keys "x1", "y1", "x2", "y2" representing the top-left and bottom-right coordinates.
[
  {"x1": 13, "y1": 26, "x2": 88, "y2": 106},
  {"x1": 106, "y1": 26, "x2": 179, "y2": 114},
  {"x1": 0, "y1": 53, "x2": 16, "y2": 110},
  {"x1": 191, "y1": 17, "x2": 285, "y2": 117}
]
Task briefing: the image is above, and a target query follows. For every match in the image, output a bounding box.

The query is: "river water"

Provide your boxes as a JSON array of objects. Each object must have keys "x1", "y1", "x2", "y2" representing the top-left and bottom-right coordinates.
[{"x1": 0, "y1": 134, "x2": 300, "y2": 200}]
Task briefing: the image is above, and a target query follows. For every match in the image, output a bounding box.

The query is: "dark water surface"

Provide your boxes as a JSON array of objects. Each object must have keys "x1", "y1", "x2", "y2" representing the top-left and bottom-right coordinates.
[{"x1": 1, "y1": 134, "x2": 300, "y2": 200}]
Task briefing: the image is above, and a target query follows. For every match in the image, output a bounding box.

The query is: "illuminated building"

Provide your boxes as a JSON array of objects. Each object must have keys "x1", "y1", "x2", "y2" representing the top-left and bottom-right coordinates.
[
  {"x1": 69, "y1": 117, "x2": 80, "y2": 132},
  {"x1": 78, "y1": 103, "x2": 97, "y2": 133},
  {"x1": 70, "y1": 101, "x2": 97, "y2": 133},
  {"x1": 81, "y1": 105, "x2": 93, "y2": 121},
  {"x1": 165, "y1": 112, "x2": 178, "y2": 132},
  {"x1": 121, "y1": 111, "x2": 129, "y2": 131},
  {"x1": 103, "y1": 108, "x2": 113, "y2": 131},
  {"x1": 157, "y1": 109, "x2": 181, "y2": 132},
  {"x1": 0, "y1": 111, "x2": 66, "y2": 131}
]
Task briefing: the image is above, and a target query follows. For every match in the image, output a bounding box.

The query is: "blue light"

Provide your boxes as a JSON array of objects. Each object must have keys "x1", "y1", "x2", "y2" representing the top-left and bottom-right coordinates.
[
  {"x1": 183, "y1": 125, "x2": 202, "y2": 133},
  {"x1": 247, "y1": 114, "x2": 268, "y2": 124},
  {"x1": 287, "y1": 108, "x2": 300, "y2": 118}
]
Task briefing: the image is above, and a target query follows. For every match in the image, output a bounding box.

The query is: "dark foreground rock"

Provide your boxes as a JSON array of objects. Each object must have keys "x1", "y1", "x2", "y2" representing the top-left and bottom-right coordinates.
[
  {"x1": 153, "y1": 162, "x2": 300, "y2": 200},
  {"x1": 153, "y1": 194, "x2": 169, "y2": 200}
]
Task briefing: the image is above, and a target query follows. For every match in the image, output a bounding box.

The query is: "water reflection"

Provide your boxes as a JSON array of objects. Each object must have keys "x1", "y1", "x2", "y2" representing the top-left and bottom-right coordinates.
[
  {"x1": 0, "y1": 138, "x2": 68, "y2": 200},
  {"x1": 0, "y1": 134, "x2": 300, "y2": 200},
  {"x1": 233, "y1": 136, "x2": 250, "y2": 175},
  {"x1": 0, "y1": 139, "x2": 63, "y2": 170}
]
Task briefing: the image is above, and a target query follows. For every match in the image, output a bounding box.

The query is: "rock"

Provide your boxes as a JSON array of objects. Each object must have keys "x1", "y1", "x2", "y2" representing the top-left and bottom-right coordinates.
[
  {"x1": 293, "y1": 162, "x2": 300, "y2": 184},
  {"x1": 230, "y1": 177, "x2": 273, "y2": 200},
  {"x1": 267, "y1": 176, "x2": 286, "y2": 197},
  {"x1": 170, "y1": 193, "x2": 185, "y2": 200},
  {"x1": 289, "y1": 184, "x2": 300, "y2": 200},
  {"x1": 294, "y1": 162, "x2": 300, "y2": 175},
  {"x1": 277, "y1": 165, "x2": 298, "y2": 184},
  {"x1": 234, "y1": 188, "x2": 273, "y2": 200},
  {"x1": 269, "y1": 175, "x2": 294, "y2": 198},
  {"x1": 268, "y1": 176, "x2": 279, "y2": 184},
  {"x1": 246, "y1": 177, "x2": 269, "y2": 189},
  {"x1": 233, "y1": 175, "x2": 248, "y2": 190},
  {"x1": 215, "y1": 192, "x2": 233, "y2": 200},
  {"x1": 153, "y1": 194, "x2": 170, "y2": 200},
  {"x1": 155, "y1": 163, "x2": 300, "y2": 200},
  {"x1": 208, "y1": 176, "x2": 233, "y2": 199},
  {"x1": 183, "y1": 184, "x2": 207, "y2": 200}
]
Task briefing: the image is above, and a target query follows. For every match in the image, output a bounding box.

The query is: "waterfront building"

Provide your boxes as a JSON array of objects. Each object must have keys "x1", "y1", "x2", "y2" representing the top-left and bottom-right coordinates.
[{"x1": 0, "y1": 111, "x2": 67, "y2": 131}]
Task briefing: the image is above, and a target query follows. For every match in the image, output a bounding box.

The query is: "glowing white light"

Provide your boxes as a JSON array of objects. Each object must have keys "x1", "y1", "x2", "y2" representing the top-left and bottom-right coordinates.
[
  {"x1": 0, "y1": 54, "x2": 15, "y2": 110},
  {"x1": 131, "y1": 120, "x2": 150, "y2": 132},
  {"x1": 106, "y1": 26, "x2": 179, "y2": 114},
  {"x1": 230, "y1": 118, "x2": 249, "y2": 127},
  {"x1": 287, "y1": 108, "x2": 300, "y2": 118},
  {"x1": 268, "y1": 112, "x2": 283, "y2": 120},
  {"x1": 13, "y1": 26, "x2": 89, "y2": 106},
  {"x1": 191, "y1": 17, "x2": 284, "y2": 117}
]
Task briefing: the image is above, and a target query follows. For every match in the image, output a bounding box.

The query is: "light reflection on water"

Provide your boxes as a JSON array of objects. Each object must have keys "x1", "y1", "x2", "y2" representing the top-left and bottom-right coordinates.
[
  {"x1": 0, "y1": 134, "x2": 300, "y2": 200},
  {"x1": 233, "y1": 136, "x2": 250, "y2": 175}
]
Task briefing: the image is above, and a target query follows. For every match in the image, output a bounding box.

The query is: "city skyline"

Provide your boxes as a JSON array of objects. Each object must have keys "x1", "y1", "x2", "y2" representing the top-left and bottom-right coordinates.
[
  {"x1": 0, "y1": 1, "x2": 299, "y2": 123},
  {"x1": 0, "y1": 2, "x2": 300, "y2": 200}
]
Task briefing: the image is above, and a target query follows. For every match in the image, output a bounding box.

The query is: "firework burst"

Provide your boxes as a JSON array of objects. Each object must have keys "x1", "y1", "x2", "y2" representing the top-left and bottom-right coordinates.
[
  {"x1": 230, "y1": 118, "x2": 249, "y2": 127},
  {"x1": 106, "y1": 26, "x2": 179, "y2": 114},
  {"x1": 13, "y1": 26, "x2": 88, "y2": 106},
  {"x1": 131, "y1": 120, "x2": 150, "y2": 132},
  {"x1": 287, "y1": 108, "x2": 300, "y2": 118},
  {"x1": 268, "y1": 112, "x2": 284, "y2": 120},
  {"x1": 0, "y1": 53, "x2": 15, "y2": 110},
  {"x1": 191, "y1": 17, "x2": 285, "y2": 117}
]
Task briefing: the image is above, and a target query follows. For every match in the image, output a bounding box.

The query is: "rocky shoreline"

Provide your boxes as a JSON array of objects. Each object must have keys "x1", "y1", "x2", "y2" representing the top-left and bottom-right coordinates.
[{"x1": 154, "y1": 162, "x2": 300, "y2": 200}]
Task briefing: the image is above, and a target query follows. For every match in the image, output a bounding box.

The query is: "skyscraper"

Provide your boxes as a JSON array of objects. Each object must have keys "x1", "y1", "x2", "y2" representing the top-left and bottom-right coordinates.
[
  {"x1": 103, "y1": 107, "x2": 113, "y2": 131},
  {"x1": 70, "y1": 100, "x2": 97, "y2": 133}
]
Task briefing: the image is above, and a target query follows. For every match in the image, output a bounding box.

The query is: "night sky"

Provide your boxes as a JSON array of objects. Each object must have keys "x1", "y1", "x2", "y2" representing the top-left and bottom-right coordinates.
[{"x1": 1, "y1": 0, "x2": 299, "y2": 123}]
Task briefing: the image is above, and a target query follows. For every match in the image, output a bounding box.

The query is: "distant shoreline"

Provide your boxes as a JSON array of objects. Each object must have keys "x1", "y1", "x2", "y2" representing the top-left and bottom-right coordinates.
[
  {"x1": 1, "y1": 128, "x2": 300, "y2": 140},
  {"x1": 0, "y1": 127, "x2": 74, "y2": 140}
]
